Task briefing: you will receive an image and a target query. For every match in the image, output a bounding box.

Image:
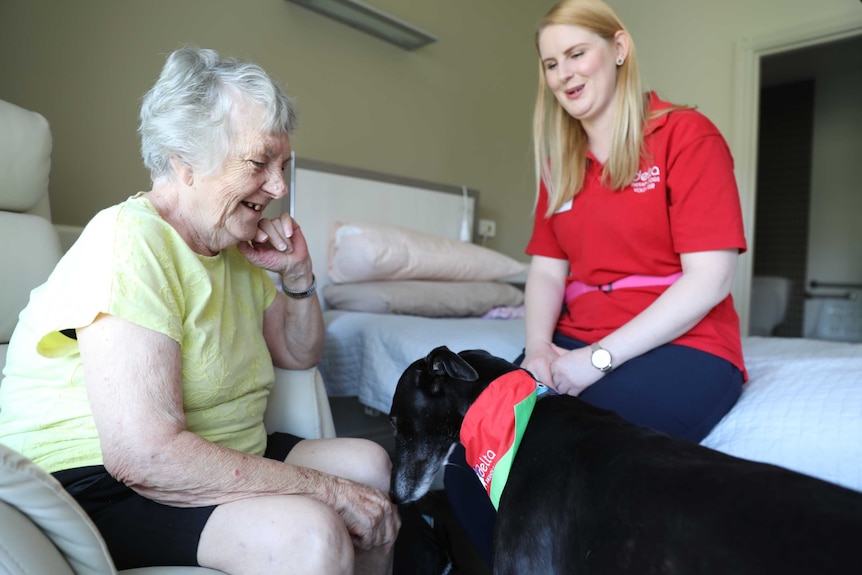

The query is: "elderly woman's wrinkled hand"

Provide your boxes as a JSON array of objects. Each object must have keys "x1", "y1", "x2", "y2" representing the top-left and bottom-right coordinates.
[
  {"x1": 330, "y1": 478, "x2": 401, "y2": 552},
  {"x1": 237, "y1": 212, "x2": 312, "y2": 278}
]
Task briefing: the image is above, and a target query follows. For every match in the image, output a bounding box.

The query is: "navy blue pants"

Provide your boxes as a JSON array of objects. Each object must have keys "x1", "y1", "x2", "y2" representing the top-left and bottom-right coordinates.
[{"x1": 444, "y1": 334, "x2": 744, "y2": 569}]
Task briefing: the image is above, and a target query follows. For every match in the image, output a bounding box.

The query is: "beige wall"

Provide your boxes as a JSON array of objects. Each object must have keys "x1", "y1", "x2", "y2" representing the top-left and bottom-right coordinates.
[
  {"x1": 0, "y1": 0, "x2": 552, "y2": 260},
  {"x1": 608, "y1": 0, "x2": 861, "y2": 131},
  {"x1": 608, "y1": 0, "x2": 862, "y2": 331},
  {"x1": 2, "y1": 0, "x2": 861, "y2": 283}
]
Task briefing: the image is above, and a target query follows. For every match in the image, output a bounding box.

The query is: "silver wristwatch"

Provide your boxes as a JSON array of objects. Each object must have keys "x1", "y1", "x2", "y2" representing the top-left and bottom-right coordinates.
[{"x1": 590, "y1": 343, "x2": 613, "y2": 373}]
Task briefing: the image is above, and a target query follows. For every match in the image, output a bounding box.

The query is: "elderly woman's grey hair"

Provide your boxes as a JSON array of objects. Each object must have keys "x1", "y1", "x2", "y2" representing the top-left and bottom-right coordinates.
[{"x1": 139, "y1": 46, "x2": 298, "y2": 183}]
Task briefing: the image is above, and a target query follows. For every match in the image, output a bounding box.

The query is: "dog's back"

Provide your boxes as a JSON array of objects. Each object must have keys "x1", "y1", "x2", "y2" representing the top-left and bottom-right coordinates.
[
  {"x1": 496, "y1": 395, "x2": 862, "y2": 574},
  {"x1": 389, "y1": 347, "x2": 862, "y2": 575}
]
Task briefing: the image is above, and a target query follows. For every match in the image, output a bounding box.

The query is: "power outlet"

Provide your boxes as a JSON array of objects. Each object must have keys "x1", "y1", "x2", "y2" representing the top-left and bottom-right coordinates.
[{"x1": 478, "y1": 219, "x2": 496, "y2": 238}]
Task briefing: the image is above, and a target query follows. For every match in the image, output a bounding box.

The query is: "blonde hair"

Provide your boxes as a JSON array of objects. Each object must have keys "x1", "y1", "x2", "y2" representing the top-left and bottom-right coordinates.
[{"x1": 533, "y1": 0, "x2": 650, "y2": 216}]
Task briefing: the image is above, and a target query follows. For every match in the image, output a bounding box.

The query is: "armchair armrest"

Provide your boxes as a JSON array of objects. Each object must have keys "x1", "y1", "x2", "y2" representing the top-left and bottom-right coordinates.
[
  {"x1": 264, "y1": 367, "x2": 336, "y2": 439},
  {"x1": 0, "y1": 500, "x2": 78, "y2": 574},
  {"x1": 0, "y1": 443, "x2": 117, "y2": 574}
]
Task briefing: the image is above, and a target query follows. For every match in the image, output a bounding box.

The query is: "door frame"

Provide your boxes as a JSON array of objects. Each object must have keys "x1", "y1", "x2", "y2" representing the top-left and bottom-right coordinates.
[{"x1": 730, "y1": 15, "x2": 862, "y2": 336}]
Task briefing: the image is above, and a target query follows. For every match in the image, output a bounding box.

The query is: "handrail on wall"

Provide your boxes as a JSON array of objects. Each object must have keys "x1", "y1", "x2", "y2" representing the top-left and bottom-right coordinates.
[
  {"x1": 805, "y1": 291, "x2": 856, "y2": 300},
  {"x1": 810, "y1": 280, "x2": 862, "y2": 290},
  {"x1": 806, "y1": 279, "x2": 860, "y2": 301}
]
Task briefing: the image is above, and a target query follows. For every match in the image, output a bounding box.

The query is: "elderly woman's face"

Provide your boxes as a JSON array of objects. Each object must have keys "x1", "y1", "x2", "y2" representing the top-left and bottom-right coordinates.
[{"x1": 190, "y1": 100, "x2": 291, "y2": 253}]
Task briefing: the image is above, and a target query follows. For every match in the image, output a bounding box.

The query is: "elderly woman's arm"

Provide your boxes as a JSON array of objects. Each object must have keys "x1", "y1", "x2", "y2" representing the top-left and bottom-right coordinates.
[
  {"x1": 239, "y1": 213, "x2": 324, "y2": 370},
  {"x1": 77, "y1": 313, "x2": 392, "y2": 541},
  {"x1": 263, "y1": 285, "x2": 324, "y2": 369}
]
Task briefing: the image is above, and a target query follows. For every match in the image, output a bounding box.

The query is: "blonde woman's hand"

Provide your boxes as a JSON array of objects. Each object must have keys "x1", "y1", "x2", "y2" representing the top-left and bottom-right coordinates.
[
  {"x1": 548, "y1": 346, "x2": 604, "y2": 396},
  {"x1": 521, "y1": 340, "x2": 566, "y2": 388}
]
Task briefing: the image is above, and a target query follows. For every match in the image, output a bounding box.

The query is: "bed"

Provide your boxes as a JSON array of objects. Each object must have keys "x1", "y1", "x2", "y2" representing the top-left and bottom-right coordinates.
[{"x1": 286, "y1": 158, "x2": 862, "y2": 494}]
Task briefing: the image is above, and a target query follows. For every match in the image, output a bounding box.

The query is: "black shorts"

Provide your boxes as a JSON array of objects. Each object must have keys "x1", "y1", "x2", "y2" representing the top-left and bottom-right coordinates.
[{"x1": 53, "y1": 432, "x2": 304, "y2": 570}]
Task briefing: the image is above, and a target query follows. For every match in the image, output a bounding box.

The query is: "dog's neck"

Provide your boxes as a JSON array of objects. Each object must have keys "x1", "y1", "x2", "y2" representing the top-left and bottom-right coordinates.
[{"x1": 459, "y1": 369, "x2": 542, "y2": 510}]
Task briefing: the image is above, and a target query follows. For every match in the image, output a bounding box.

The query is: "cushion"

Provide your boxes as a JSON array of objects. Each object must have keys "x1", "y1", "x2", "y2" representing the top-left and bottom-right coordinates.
[
  {"x1": 328, "y1": 221, "x2": 526, "y2": 283},
  {"x1": 0, "y1": 501, "x2": 77, "y2": 574},
  {"x1": 0, "y1": 211, "x2": 63, "y2": 342},
  {"x1": 323, "y1": 281, "x2": 524, "y2": 317},
  {"x1": 0, "y1": 99, "x2": 52, "y2": 212},
  {"x1": 0, "y1": 443, "x2": 117, "y2": 574},
  {"x1": 0, "y1": 458, "x2": 219, "y2": 572}
]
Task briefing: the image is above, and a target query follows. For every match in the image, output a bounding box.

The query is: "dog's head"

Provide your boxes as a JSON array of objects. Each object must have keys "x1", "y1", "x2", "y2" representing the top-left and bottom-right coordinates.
[{"x1": 389, "y1": 346, "x2": 519, "y2": 504}]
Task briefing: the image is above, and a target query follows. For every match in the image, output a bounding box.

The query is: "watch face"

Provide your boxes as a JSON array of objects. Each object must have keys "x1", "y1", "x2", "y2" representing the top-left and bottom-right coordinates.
[{"x1": 592, "y1": 348, "x2": 612, "y2": 370}]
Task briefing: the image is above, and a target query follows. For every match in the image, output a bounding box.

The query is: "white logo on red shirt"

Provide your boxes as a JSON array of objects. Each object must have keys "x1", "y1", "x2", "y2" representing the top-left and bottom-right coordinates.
[{"x1": 632, "y1": 165, "x2": 661, "y2": 194}]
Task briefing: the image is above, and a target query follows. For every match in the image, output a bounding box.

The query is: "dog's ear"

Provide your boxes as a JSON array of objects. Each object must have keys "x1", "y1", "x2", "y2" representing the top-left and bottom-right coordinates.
[{"x1": 426, "y1": 346, "x2": 479, "y2": 382}]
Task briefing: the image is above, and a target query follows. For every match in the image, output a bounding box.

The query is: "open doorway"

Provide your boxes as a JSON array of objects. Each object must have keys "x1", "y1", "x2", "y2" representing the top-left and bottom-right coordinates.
[
  {"x1": 754, "y1": 35, "x2": 862, "y2": 338},
  {"x1": 752, "y1": 76, "x2": 814, "y2": 337},
  {"x1": 732, "y1": 18, "x2": 862, "y2": 338}
]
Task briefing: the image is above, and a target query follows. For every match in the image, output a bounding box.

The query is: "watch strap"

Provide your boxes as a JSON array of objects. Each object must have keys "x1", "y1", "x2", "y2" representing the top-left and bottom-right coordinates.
[
  {"x1": 590, "y1": 343, "x2": 613, "y2": 373},
  {"x1": 282, "y1": 274, "x2": 317, "y2": 299}
]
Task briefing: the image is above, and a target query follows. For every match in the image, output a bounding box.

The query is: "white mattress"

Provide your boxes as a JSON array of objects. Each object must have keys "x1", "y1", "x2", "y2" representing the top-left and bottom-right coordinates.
[
  {"x1": 320, "y1": 311, "x2": 525, "y2": 413},
  {"x1": 702, "y1": 336, "x2": 862, "y2": 492},
  {"x1": 320, "y1": 313, "x2": 862, "y2": 492}
]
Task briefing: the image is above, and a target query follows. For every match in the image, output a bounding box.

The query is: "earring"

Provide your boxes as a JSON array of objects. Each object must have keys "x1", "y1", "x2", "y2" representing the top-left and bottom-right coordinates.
[{"x1": 616, "y1": 56, "x2": 625, "y2": 66}]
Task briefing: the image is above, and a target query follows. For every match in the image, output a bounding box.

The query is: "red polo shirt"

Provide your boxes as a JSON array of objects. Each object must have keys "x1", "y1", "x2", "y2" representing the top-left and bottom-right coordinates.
[{"x1": 526, "y1": 93, "x2": 747, "y2": 374}]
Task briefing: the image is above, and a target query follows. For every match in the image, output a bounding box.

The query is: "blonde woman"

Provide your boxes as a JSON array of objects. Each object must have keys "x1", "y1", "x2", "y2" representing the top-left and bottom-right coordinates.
[
  {"x1": 445, "y1": 1, "x2": 747, "y2": 569},
  {"x1": 522, "y1": 0, "x2": 747, "y2": 432}
]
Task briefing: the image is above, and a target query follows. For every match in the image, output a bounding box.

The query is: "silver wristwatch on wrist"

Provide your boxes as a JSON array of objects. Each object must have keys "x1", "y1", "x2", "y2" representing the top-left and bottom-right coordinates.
[
  {"x1": 590, "y1": 342, "x2": 613, "y2": 373},
  {"x1": 282, "y1": 274, "x2": 317, "y2": 299}
]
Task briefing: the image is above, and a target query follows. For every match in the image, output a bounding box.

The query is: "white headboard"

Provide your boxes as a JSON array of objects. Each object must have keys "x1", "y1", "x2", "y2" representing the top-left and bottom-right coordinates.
[{"x1": 269, "y1": 158, "x2": 479, "y2": 298}]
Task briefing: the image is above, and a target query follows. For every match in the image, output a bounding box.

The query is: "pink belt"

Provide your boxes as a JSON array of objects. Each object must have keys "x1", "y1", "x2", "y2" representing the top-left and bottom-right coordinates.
[{"x1": 565, "y1": 272, "x2": 682, "y2": 304}]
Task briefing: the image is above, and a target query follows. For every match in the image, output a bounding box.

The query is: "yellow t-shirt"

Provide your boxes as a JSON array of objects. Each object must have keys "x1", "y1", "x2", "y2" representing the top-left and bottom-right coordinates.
[{"x1": 0, "y1": 193, "x2": 277, "y2": 473}]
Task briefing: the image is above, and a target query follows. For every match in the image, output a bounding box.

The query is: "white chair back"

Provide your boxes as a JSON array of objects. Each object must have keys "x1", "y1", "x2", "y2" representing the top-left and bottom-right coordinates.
[{"x1": 0, "y1": 99, "x2": 63, "y2": 351}]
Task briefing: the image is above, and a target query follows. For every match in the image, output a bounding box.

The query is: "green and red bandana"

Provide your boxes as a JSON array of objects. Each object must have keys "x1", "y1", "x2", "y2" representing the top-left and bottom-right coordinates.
[{"x1": 460, "y1": 369, "x2": 541, "y2": 510}]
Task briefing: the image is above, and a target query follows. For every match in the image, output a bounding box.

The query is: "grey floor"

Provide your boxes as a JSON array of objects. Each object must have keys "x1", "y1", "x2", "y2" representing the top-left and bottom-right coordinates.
[{"x1": 328, "y1": 396, "x2": 395, "y2": 454}]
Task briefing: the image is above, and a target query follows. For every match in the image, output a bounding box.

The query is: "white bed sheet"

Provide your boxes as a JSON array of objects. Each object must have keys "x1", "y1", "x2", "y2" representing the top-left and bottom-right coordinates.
[
  {"x1": 320, "y1": 311, "x2": 525, "y2": 414},
  {"x1": 702, "y1": 336, "x2": 862, "y2": 492},
  {"x1": 320, "y1": 314, "x2": 862, "y2": 492}
]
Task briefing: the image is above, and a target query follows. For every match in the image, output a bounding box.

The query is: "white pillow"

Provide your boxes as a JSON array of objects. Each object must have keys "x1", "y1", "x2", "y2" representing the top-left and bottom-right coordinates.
[
  {"x1": 328, "y1": 221, "x2": 526, "y2": 283},
  {"x1": 323, "y1": 280, "x2": 524, "y2": 317}
]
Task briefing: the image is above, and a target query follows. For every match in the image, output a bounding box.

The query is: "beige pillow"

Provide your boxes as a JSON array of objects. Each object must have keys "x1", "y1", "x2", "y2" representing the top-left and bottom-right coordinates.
[
  {"x1": 328, "y1": 221, "x2": 526, "y2": 283},
  {"x1": 322, "y1": 280, "x2": 524, "y2": 317}
]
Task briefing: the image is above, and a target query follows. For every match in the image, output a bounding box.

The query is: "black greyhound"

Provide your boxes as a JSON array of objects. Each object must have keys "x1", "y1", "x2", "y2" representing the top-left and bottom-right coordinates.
[{"x1": 389, "y1": 346, "x2": 862, "y2": 575}]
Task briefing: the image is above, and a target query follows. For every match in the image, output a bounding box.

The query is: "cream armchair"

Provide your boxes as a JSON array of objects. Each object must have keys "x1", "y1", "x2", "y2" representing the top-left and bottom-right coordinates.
[{"x1": 0, "y1": 99, "x2": 335, "y2": 574}]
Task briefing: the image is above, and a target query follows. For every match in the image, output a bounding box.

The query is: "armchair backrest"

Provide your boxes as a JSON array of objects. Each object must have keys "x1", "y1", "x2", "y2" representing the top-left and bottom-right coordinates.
[
  {"x1": 0, "y1": 101, "x2": 238, "y2": 574},
  {"x1": 0, "y1": 99, "x2": 63, "y2": 367}
]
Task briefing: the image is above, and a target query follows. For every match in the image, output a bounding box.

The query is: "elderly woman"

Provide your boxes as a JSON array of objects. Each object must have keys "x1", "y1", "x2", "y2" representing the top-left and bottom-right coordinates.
[{"x1": 0, "y1": 47, "x2": 399, "y2": 574}]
